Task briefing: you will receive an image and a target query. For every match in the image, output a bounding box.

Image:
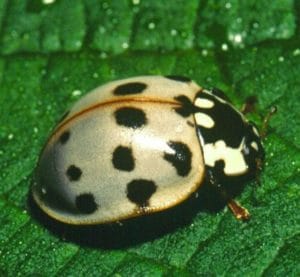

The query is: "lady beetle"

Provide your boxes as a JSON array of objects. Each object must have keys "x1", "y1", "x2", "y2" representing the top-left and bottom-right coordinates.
[{"x1": 32, "y1": 76, "x2": 267, "y2": 225}]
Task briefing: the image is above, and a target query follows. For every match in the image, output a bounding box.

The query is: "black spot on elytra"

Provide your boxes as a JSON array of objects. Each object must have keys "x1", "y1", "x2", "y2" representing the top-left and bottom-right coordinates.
[
  {"x1": 164, "y1": 141, "x2": 192, "y2": 176},
  {"x1": 114, "y1": 107, "x2": 147, "y2": 129},
  {"x1": 127, "y1": 179, "x2": 157, "y2": 207},
  {"x1": 195, "y1": 91, "x2": 246, "y2": 148},
  {"x1": 59, "y1": 131, "x2": 70, "y2": 144},
  {"x1": 112, "y1": 146, "x2": 135, "y2": 171},
  {"x1": 174, "y1": 95, "x2": 198, "y2": 117},
  {"x1": 165, "y1": 75, "x2": 191, "y2": 82},
  {"x1": 75, "y1": 193, "x2": 98, "y2": 214},
  {"x1": 66, "y1": 165, "x2": 82, "y2": 181},
  {"x1": 114, "y1": 82, "x2": 147, "y2": 95}
]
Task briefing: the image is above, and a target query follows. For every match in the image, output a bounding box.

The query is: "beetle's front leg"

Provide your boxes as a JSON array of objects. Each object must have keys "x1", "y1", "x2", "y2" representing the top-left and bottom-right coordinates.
[{"x1": 206, "y1": 169, "x2": 250, "y2": 221}]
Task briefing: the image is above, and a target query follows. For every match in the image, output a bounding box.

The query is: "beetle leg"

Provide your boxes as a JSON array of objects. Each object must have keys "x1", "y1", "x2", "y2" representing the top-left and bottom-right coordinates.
[
  {"x1": 260, "y1": 106, "x2": 277, "y2": 138},
  {"x1": 253, "y1": 157, "x2": 264, "y2": 185},
  {"x1": 206, "y1": 169, "x2": 250, "y2": 221},
  {"x1": 217, "y1": 185, "x2": 250, "y2": 221},
  {"x1": 227, "y1": 199, "x2": 250, "y2": 221}
]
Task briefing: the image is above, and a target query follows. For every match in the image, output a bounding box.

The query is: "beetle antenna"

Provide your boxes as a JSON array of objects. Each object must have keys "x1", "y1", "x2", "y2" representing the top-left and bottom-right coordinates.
[
  {"x1": 241, "y1": 96, "x2": 257, "y2": 115},
  {"x1": 260, "y1": 106, "x2": 277, "y2": 139}
]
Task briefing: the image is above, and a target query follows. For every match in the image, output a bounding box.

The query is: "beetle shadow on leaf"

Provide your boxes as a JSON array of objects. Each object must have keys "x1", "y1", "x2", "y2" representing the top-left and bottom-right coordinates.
[{"x1": 27, "y1": 179, "x2": 247, "y2": 249}]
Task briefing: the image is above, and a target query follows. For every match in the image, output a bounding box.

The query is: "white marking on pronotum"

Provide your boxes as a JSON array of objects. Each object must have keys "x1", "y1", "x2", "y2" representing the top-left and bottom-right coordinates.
[
  {"x1": 251, "y1": 141, "x2": 259, "y2": 151},
  {"x1": 195, "y1": 112, "x2": 214, "y2": 128},
  {"x1": 195, "y1": 98, "x2": 214, "y2": 108},
  {"x1": 252, "y1": 126, "x2": 259, "y2": 137},
  {"x1": 202, "y1": 139, "x2": 248, "y2": 175},
  {"x1": 203, "y1": 89, "x2": 227, "y2": 104}
]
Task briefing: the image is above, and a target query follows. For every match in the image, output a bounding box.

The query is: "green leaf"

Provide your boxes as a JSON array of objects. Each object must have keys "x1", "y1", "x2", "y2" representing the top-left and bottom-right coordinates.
[
  {"x1": 195, "y1": 0, "x2": 296, "y2": 48},
  {"x1": 0, "y1": 0, "x2": 299, "y2": 276}
]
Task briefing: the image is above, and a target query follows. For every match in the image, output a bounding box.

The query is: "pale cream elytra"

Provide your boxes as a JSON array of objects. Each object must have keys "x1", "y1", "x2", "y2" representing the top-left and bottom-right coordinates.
[
  {"x1": 33, "y1": 75, "x2": 266, "y2": 225},
  {"x1": 33, "y1": 76, "x2": 205, "y2": 225}
]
